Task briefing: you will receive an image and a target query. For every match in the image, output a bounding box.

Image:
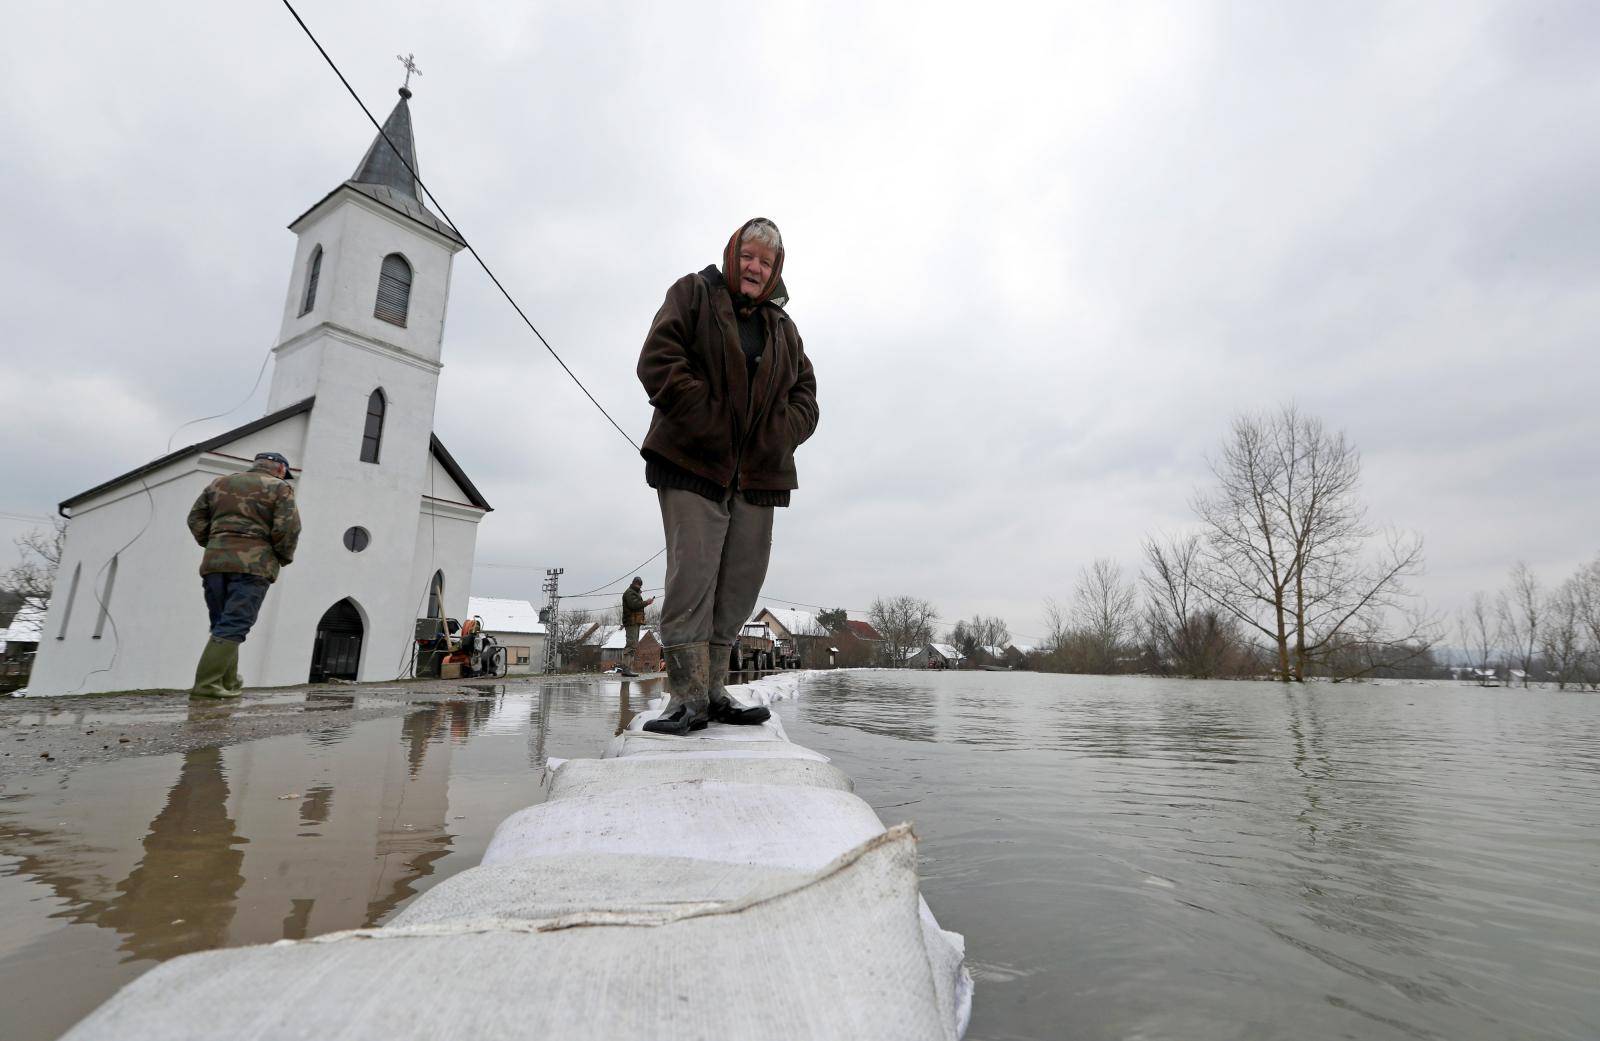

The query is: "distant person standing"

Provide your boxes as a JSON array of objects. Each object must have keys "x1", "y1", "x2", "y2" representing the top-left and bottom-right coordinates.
[
  {"x1": 185, "y1": 451, "x2": 301, "y2": 698},
  {"x1": 618, "y1": 577, "x2": 655, "y2": 677},
  {"x1": 635, "y1": 217, "x2": 819, "y2": 734}
]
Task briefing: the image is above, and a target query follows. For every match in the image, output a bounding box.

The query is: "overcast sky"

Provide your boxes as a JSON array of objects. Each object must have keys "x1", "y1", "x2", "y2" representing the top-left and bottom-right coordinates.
[{"x1": 3, "y1": 1, "x2": 1597, "y2": 646}]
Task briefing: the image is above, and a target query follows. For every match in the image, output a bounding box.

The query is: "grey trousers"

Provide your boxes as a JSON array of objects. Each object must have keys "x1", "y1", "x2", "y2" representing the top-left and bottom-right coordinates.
[
  {"x1": 658, "y1": 488, "x2": 775, "y2": 648},
  {"x1": 623, "y1": 622, "x2": 640, "y2": 662}
]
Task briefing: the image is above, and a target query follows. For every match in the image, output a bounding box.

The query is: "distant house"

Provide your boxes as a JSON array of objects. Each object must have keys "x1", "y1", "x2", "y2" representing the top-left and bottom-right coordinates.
[
  {"x1": 906, "y1": 643, "x2": 966, "y2": 670},
  {"x1": 753, "y1": 607, "x2": 821, "y2": 642},
  {"x1": 565, "y1": 623, "x2": 661, "y2": 673},
  {"x1": 598, "y1": 625, "x2": 662, "y2": 674},
  {"x1": 466, "y1": 596, "x2": 546, "y2": 674},
  {"x1": 1, "y1": 603, "x2": 44, "y2": 659},
  {"x1": 836, "y1": 619, "x2": 888, "y2": 667},
  {"x1": 0, "y1": 603, "x2": 44, "y2": 691},
  {"x1": 752, "y1": 607, "x2": 825, "y2": 668}
]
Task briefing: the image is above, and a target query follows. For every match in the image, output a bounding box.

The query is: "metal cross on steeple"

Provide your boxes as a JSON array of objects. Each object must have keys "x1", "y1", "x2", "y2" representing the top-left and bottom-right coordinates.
[{"x1": 396, "y1": 52, "x2": 422, "y2": 90}]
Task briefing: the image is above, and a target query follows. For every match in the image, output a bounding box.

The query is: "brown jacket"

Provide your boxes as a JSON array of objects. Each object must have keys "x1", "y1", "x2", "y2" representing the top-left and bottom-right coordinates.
[{"x1": 637, "y1": 271, "x2": 818, "y2": 492}]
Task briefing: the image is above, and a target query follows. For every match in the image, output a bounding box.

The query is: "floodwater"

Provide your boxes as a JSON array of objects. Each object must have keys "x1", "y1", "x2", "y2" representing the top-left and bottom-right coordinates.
[
  {"x1": 2, "y1": 672, "x2": 1597, "y2": 1041},
  {"x1": 778, "y1": 672, "x2": 1600, "y2": 1041}
]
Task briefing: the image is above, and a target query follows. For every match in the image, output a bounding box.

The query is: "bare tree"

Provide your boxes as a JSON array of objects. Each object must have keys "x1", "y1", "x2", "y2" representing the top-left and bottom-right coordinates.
[
  {"x1": 548, "y1": 607, "x2": 595, "y2": 669},
  {"x1": 1069, "y1": 558, "x2": 1138, "y2": 674},
  {"x1": 868, "y1": 595, "x2": 939, "y2": 667},
  {"x1": 949, "y1": 614, "x2": 1011, "y2": 661},
  {"x1": 3, "y1": 519, "x2": 67, "y2": 614},
  {"x1": 1497, "y1": 561, "x2": 1541, "y2": 688},
  {"x1": 1192, "y1": 405, "x2": 1428, "y2": 683},
  {"x1": 1576, "y1": 556, "x2": 1600, "y2": 690},
  {"x1": 1457, "y1": 591, "x2": 1501, "y2": 686},
  {"x1": 1541, "y1": 578, "x2": 1585, "y2": 690},
  {"x1": 1142, "y1": 532, "x2": 1246, "y2": 677},
  {"x1": 1042, "y1": 597, "x2": 1070, "y2": 655}
]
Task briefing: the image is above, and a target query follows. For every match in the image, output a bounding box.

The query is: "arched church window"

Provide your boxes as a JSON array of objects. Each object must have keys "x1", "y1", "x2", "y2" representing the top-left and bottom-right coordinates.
[
  {"x1": 360, "y1": 389, "x2": 386, "y2": 463},
  {"x1": 299, "y1": 244, "x2": 323, "y2": 316},
  {"x1": 427, "y1": 571, "x2": 445, "y2": 620},
  {"x1": 374, "y1": 253, "x2": 412, "y2": 327},
  {"x1": 92, "y1": 555, "x2": 119, "y2": 639}
]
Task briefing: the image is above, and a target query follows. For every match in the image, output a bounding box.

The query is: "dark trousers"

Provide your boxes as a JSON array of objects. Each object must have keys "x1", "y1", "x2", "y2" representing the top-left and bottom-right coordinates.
[
  {"x1": 202, "y1": 573, "x2": 270, "y2": 643},
  {"x1": 657, "y1": 488, "x2": 774, "y2": 648}
]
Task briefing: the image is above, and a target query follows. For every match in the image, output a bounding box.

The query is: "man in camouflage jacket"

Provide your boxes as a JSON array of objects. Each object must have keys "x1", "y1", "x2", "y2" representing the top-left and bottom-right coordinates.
[{"x1": 184, "y1": 451, "x2": 301, "y2": 697}]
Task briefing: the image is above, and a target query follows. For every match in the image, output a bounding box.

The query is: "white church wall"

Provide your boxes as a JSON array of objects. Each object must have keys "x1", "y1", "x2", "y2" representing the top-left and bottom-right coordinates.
[
  {"x1": 407, "y1": 499, "x2": 482, "y2": 627},
  {"x1": 215, "y1": 413, "x2": 311, "y2": 467},
  {"x1": 425, "y1": 453, "x2": 472, "y2": 506},
  {"x1": 29, "y1": 462, "x2": 229, "y2": 695}
]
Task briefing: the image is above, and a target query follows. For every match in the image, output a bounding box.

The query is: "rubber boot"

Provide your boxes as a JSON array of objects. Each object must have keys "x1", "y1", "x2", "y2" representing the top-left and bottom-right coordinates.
[
  {"x1": 707, "y1": 643, "x2": 771, "y2": 725},
  {"x1": 224, "y1": 651, "x2": 245, "y2": 694},
  {"x1": 190, "y1": 638, "x2": 239, "y2": 699},
  {"x1": 643, "y1": 643, "x2": 710, "y2": 736}
]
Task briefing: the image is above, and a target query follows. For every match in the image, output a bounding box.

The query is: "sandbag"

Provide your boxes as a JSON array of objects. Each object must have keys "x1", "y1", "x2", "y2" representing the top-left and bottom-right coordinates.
[
  {"x1": 483, "y1": 780, "x2": 886, "y2": 873},
  {"x1": 604, "y1": 731, "x2": 831, "y2": 762},
  {"x1": 546, "y1": 755, "x2": 853, "y2": 801},
  {"x1": 62, "y1": 828, "x2": 958, "y2": 1041},
  {"x1": 392, "y1": 851, "x2": 808, "y2": 926}
]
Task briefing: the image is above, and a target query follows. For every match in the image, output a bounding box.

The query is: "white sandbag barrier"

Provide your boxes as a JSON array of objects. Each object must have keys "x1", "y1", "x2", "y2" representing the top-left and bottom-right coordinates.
[{"x1": 62, "y1": 672, "x2": 973, "y2": 1040}]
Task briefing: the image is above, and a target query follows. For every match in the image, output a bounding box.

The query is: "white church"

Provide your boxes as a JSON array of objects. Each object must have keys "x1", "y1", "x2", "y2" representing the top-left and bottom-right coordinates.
[{"x1": 28, "y1": 86, "x2": 491, "y2": 696}]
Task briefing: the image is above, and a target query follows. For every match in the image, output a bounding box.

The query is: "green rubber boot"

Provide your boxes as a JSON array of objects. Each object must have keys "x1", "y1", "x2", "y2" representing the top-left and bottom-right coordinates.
[
  {"x1": 707, "y1": 642, "x2": 770, "y2": 725},
  {"x1": 224, "y1": 651, "x2": 245, "y2": 694},
  {"x1": 190, "y1": 637, "x2": 240, "y2": 699}
]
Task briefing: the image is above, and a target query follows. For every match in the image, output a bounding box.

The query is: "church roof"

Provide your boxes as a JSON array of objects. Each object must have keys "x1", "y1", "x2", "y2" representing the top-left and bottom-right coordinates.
[
  {"x1": 429, "y1": 434, "x2": 492, "y2": 511},
  {"x1": 352, "y1": 90, "x2": 422, "y2": 199},
  {"x1": 61, "y1": 397, "x2": 317, "y2": 512},
  {"x1": 290, "y1": 90, "x2": 464, "y2": 246},
  {"x1": 59, "y1": 396, "x2": 492, "y2": 514}
]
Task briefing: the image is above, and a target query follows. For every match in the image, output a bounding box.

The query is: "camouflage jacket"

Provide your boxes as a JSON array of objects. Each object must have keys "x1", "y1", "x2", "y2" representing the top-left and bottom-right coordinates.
[
  {"x1": 622, "y1": 586, "x2": 648, "y2": 625},
  {"x1": 187, "y1": 462, "x2": 301, "y2": 582}
]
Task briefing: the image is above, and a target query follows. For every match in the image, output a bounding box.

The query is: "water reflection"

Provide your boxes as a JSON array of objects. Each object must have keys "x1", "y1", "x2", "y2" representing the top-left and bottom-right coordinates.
[
  {"x1": 97, "y1": 746, "x2": 246, "y2": 961},
  {"x1": 0, "y1": 676, "x2": 648, "y2": 1041}
]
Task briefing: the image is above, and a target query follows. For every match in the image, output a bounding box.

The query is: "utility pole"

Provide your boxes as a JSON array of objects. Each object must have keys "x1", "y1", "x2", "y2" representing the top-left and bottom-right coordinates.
[{"x1": 541, "y1": 568, "x2": 563, "y2": 674}]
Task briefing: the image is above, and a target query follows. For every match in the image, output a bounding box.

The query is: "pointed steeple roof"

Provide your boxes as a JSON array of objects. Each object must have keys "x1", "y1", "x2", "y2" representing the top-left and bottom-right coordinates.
[
  {"x1": 291, "y1": 87, "x2": 464, "y2": 247},
  {"x1": 352, "y1": 88, "x2": 422, "y2": 199}
]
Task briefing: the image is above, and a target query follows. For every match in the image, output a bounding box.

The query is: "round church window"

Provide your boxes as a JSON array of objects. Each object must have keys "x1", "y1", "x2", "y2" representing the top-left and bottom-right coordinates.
[{"x1": 343, "y1": 526, "x2": 371, "y2": 552}]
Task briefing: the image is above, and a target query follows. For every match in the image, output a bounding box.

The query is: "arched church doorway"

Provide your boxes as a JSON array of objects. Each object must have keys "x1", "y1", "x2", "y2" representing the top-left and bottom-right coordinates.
[{"x1": 309, "y1": 599, "x2": 364, "y2": 683}]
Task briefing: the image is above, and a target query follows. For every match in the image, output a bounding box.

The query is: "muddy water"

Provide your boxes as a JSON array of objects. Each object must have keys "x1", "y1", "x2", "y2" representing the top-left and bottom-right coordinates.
[{"x1": 0, "y1": 677, "x2": 661, "y2": 1041}]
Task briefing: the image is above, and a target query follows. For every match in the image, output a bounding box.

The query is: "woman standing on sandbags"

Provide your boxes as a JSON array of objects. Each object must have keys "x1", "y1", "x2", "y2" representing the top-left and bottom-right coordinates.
[{"x1": 635, "y1": 217, "x2": 820, "y2": 735}]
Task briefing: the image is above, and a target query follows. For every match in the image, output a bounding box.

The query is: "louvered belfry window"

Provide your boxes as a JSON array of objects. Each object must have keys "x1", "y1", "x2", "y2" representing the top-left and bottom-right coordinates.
[
  {"x1": 299, "y1": 244, "x2": 322, "y2": 316},
  {"x1": 374, "y1": 253, "x2": 412, "y2": 326},
  {"x1": 361, "y1": 388, "x2": 386, "y2": 463}
]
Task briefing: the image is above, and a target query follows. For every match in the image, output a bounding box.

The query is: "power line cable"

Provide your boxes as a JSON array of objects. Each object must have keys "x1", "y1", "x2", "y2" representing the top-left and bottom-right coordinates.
[
  {"x1": 570, "y1": 547, "x2": 667, "y2": 597},
  {"x1": 278, "y1": 0, "x2": 638, "y2": 452}
]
